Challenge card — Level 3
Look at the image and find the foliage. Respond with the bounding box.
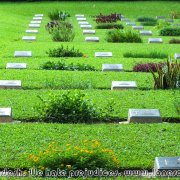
[150,59,180,89]
[136,16,157,26]
[156,21,170,29]
[40,61,96,71]
[96,23,123,29]
[169,38,180,44]
[48,9,70,21]
[106,29,142,43]
[95,13,121,23]
[160,27,180,36]
[46,45,83,57]
[123,51,168,59]
[133,63,164,72]
[169,11,180,19]
[28,140,119,176]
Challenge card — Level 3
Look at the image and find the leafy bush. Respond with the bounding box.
[41,61,96,71]
[106,29,142,43]
[96,23,123,29]
[169,38,180,44]
[133,63,164,72]
[136,16,157,26]
[150,59,180,89]
[48,9,70,21]
[160,27,180,36]
[46,45,83,57]
[28,140,120,175]
[96,13,121,23]
[37,91,115,123]
[123,51,168,59]
[169,11,180,19]
[156,21,170,29]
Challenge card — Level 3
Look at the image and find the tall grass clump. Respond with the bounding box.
[48,10,70,21]
[160,27,180,36]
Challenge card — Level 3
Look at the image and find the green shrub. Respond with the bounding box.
[123,51,168,59]
[160,27,180,36]
[141,21,157,26]
[169,38,180,44]
[48,9,70,21]
[156,21,170,29]
[106,29,142,43]
[37,91,115,123]
[150,59,180,89]
[96,23,123,29]
[137,16,157,26]
[46,45,83,57]
[28,140,119,175]
[41,61,96,71]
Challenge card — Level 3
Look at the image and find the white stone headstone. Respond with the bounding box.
[33,17,43,20]
[83,30,95,34]
[6,63,27,69]
[29,24,40,28]
[22,36,36,41]
[126,22,136,26]
[166,19,174,23]
[121,18,130,22]
[128,109,162,123]
[140,30,152,36]
[77,18,86,21]
[30,21,41,24]
[156,16,166,19]
[85,37,99,42]
[35,14,44,17]
[14,51,32,57]
[174,53,180,60]
[0,80,21,89]
[132,26,144,30]
[95,52,112,57]
[102,64,123,72]
[78,21,89,25]
[111,81,137,90]
[75,14,84,18]
[148,38,163,43]
[0,108,12,123]
[26,30,39,34]
[80,25,92,29]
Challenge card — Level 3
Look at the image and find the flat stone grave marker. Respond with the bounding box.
[126,22,136,26]
[111,81,137,90]
[154,157,180,174]
[30,21,41,24]
[78,21,89,25]
[33,17,43,20]
[26,30,38,34]
[156,16,166,19]
[83,30,95,34]
[166,19,174,23]
[0,108,12,123]
[75,14,84,18]
[35,14,43,17]
[102,64,123,72]
[0,80,21,89]
[6,63,27,69]
[29,24,40,28]
[140,30,152,36]
[121,18,130,22]
[85,37,99,42]
[132,26,144,30]
[173,24,180,27]
[148,38,163,43]
[175,53,180,60]
[77,18,86,21]
[22,36,36,41]
[80,25,92,29]
[95,52,112,57]
[14,51,32,57]
[128,109,162,123]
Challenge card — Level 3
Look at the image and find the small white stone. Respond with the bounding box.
[14,51,32,57]
[30,21,41,24]
[126,22,136,26]
[83,30,95,34]
[102,64,123,72]
[175,53,180,60]
[121,18,130,22]
[78,21,89,25]
[95,52,112,57]
[77,18,86,21]
[111,81,137,90]
[132,26,144,30]
[140,30,152,36]
[26,30,39,33]
[80,25,92,29]
[0,108,11,117]
[0,80,21,89]
[29,24,40,28]
[156,16,166,19]
[148,38,163,43]
[6,63,27,69]
[35,14,43,17]
[33,17,43,20]
[75,14,84,18]
[85,37,99,42]
[22,36,36,41]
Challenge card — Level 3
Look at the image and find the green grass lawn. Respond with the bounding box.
[0,0,179,176]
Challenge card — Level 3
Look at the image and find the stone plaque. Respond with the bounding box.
[33,17,43,20]
[77,18,86,21]
[78,21,89,25]
[83,30,95,34]
[0,80,21,89]
[6,63,27,69]
[29,24,40,28]
[14,51,32,57]
[156,16,166,19]
[174,53,180,60]
[166,19,174,23]
[22,36,36,41]
[132,26,144,30]
[26,30,38,33]
[30,21,41,24]
[111,81,137,90]
[85,37,99,42]
[140,30,152,36]
[95,52,112,57]
[80,25,92,29]
[34,14,43,17]
[148,38,163,43]
[75,14,84,18]
[102,64,123,72]
[0,108,12,123]
[128,109,162,123]
[121,18,130,22]
[126,22,136,26]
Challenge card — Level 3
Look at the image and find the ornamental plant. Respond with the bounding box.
[96,13,121,23]
[28,140,120,176]
[96,23,123,29]
[133,63,165,72]
[160,27,180,36]
[48,10,70,21]
[136,16,157,26]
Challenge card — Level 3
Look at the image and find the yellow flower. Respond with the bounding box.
[66,144,71,146]
[74,146,80,150]
[66,165,71,169]
[33,157,39,163]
